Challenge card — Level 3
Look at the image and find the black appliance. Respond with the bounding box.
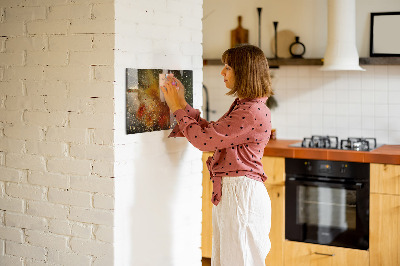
[285,158,370,250]
[289,135,379,151]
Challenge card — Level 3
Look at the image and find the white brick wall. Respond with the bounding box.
[0,0,115,265]
[1,0,204,265]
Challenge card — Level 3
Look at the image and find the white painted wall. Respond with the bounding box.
[0,0,115,265]
[113,0,203,265]
[203,0,400,144]
[203,0,400,58]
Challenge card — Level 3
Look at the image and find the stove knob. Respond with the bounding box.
[340,164,347,174]
[305,162,312,171]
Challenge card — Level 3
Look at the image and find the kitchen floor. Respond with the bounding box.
[202,257,211,266]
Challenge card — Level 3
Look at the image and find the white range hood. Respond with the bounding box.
[320,0,365,71]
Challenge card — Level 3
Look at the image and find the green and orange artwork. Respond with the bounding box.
[126,69,193,134]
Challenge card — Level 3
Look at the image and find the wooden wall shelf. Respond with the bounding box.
[359,57,400,65]
[203,57,400,67]
[203,58,323,67]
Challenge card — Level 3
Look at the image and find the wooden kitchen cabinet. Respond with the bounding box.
[202,152,213,258]
[261,156,285,185]
[262,156,285,266]
[284,241,369,266]
[370,163,400,195]
[264,184,285,266]
[370,163,400,266]
[201,154,286,266]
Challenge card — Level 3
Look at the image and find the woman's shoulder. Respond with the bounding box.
[239,98,270,112]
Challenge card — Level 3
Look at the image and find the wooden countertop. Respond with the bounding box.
[263,139,400,165]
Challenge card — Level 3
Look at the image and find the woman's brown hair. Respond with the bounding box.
[221,44,273,99]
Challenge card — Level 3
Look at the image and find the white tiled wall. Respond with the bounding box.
[203,65,400,145]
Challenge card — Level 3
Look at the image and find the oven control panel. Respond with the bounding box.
[286,158,369,180]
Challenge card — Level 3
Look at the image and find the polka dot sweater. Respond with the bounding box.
[169,97,272,206]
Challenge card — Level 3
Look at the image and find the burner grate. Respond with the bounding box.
[296,136,378,151]
[340,137,377,151]
[301,135,339,149]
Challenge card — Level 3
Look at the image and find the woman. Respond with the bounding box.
[161,44,273,266]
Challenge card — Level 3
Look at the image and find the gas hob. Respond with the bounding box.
[289,135,382,151]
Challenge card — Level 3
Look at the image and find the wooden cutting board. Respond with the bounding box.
[231,16,249,48]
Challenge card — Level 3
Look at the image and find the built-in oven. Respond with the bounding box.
[285,158,369,250]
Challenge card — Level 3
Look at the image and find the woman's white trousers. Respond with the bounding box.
[212,176,271,266]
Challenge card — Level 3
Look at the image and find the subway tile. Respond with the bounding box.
[374,117,389,130]
[374,65,388,77]
[286,77,299,89]
[311,114,324,128]
[375,104,389,117]
[388,104,400,117]
[273,67,287,77]
[323,87,336,103]
[323,103,336,115]
[336,115,348,129]
[311,102,323,113]
[298,67,311,78]
[348,75,362,90]
[374,90,388,104]
[388,117,400,131]
[388,91,400,105]
[388,65,400,76]
[322,70,335,78]
[349,128,362,137]
[374,77,388,91]
[310,127,324,136]
[336,90,349,103]
[348,90,362,103]
[284,66,298,77]
[348,116,362,129]
[298,77,310,89]
[310,66,324,77]
[388,76,400,91]
[297,89,313,103]
[336,128,349,140]
[362,116,375,130]
[361,90,375,104]
[388,131,400,144]
[361,75,374,90]
[323,115,336,129]
[374,130,389,144]
[361,104,375,116]
[335,74,349,90]
[310,77,324,89]
[362,128,376,138]
[336,103,349,116]
[348,103,362,116]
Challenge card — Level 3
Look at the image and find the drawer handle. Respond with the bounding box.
[314,252,335,257]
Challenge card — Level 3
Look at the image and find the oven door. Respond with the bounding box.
[285,177,369,250]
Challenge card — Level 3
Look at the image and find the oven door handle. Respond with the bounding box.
[286,177,364,189]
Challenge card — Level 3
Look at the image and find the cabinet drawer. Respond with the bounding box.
[284,241,369,266]
[370,163,400,195]
[370,193,400,266]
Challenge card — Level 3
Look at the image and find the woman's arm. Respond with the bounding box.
[162,76,211,137]
[173,106,257,152]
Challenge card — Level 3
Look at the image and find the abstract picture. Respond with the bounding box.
[126,68,193,134]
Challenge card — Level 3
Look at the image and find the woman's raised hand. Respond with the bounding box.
[161,77,184,113]
[170,76,187,108]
